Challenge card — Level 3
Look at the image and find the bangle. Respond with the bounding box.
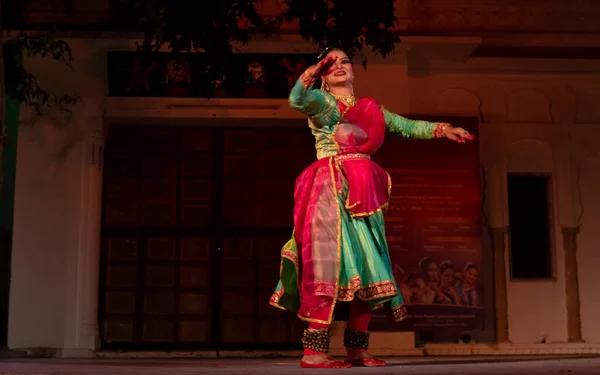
[433,123,451,138]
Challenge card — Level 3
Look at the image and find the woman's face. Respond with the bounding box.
[465,268,478,285]
[409,277,425,294]
[321,49,354,88]
[427,262,439,282]
[440,268,455,289]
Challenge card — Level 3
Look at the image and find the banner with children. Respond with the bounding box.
[372,116,485,331]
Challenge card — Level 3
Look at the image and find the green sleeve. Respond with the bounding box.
[289,78,340,128]
[382,106,438,139]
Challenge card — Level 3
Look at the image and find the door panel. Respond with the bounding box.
[100,125,314,350]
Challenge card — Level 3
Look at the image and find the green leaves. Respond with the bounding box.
[4,32,80,119]
[111,0,270,87]
[283,0,399,67]
[6,0,399,117]
[112,0,399,86]
[15,31,74,68]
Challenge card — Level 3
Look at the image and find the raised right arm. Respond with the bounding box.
[289,73,339,128]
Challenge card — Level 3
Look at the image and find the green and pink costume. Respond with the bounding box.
[270,77,446,329]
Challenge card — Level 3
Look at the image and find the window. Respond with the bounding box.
[507,173,554,279]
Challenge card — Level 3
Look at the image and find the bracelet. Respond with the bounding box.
[433,122,451,138]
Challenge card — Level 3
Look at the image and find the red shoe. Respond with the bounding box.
[346,358,387,367]
[300,359,352,369]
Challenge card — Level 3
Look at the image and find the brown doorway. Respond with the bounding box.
[99,125,314,350]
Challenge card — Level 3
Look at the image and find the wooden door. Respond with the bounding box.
[99,125,314,350]
[100,127,216,349]
[217,129,314,349]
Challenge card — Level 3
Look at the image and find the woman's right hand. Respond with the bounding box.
[305,55,337,79]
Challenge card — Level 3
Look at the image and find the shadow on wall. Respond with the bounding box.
[0,42,23,348]
[0,230,11,347]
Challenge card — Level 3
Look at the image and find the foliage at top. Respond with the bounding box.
[282,0,398,67]
[110,0,399,82]
[3,31,80,123]
[1,0,398,120]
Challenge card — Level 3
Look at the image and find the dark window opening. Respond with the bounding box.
[507,173,553,279]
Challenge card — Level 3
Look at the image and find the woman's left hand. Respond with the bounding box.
[445,126,475,144]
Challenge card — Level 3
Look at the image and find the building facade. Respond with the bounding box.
[2,0,600,357]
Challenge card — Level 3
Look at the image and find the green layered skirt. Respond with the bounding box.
[270,164,406,324]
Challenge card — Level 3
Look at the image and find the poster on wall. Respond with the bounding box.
[371,116,484,332]
[106,51,316,99]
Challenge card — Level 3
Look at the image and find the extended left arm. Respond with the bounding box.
[382,106,448,139]
[382,106,473,143]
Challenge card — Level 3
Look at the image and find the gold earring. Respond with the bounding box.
[322,82,330,92]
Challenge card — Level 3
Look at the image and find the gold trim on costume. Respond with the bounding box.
[334,153,370,162]
[282,249,298,267]
[315,282,336,297]
[288,156,345,326]
[318,156,343,325]
[269,288,286,311]
[347,171,393,218]
[334,160,343,194]
[277,101,404,325]
[357,280,399,301]
[349,202,389,218]
[287,248,301,292]
[337,277,400,302]
[337,276,362,301]
[345,199,360,211]
[392,304,408,322]
[298,314,335,325]
[333,154,391,217]
[278,235,301,291]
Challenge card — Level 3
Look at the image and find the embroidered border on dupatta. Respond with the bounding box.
[293,156,343,325]
[347,171,393,218]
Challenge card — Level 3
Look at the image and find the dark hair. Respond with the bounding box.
[464,262,478,272]
[317,46,339,60]
[439,260,455,275]
[404,272,423,286]
[419,257,435,273]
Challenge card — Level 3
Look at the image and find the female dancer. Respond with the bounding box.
[434,261,462,305]
[456,262,480,306]
[270,47,474,369]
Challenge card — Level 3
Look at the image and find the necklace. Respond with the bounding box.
[331,93,357,107]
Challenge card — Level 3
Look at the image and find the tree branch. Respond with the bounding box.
[4,31,80,121]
